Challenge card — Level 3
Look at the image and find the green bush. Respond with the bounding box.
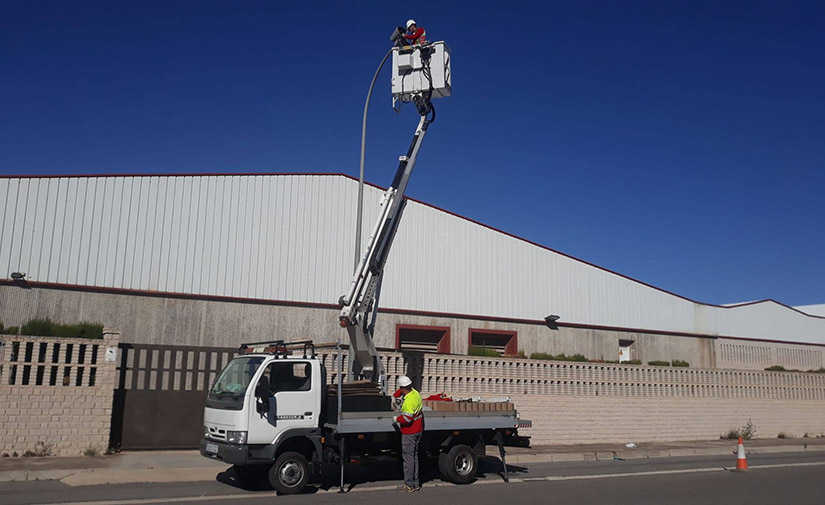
[20,319,103,339]
[807,368,825,374]
[624,359,642,365]
[468,346,501,357]
[517,350,526,359]
[647,360,670,366]
[671,360,690,367]
[529,352,590,362]
[741,419,757,440]
[1,326,19,335]
[765,365,786,372]
[22,441,54,457]
[721,429,740,440]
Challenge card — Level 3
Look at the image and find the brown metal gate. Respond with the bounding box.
[110,343,236,450]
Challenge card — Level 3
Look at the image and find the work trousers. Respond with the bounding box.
[401,432,422,488]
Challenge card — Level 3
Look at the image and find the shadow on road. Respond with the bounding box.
[215,455,529,495]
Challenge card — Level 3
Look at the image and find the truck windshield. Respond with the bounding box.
[206,356,264,410]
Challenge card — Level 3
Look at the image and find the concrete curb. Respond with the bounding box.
[505,443,825,464]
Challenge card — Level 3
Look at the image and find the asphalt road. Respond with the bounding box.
[3,451,824,505]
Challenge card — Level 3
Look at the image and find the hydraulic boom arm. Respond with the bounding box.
[338,106,434,394]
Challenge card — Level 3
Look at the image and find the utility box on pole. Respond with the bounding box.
[391,41,451,107]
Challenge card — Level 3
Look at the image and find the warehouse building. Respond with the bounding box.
[1,173,824,371]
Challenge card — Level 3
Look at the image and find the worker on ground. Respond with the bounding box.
[403,19,427,46]
[393,375,423,492]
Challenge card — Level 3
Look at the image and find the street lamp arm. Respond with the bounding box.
[354,47,394,270]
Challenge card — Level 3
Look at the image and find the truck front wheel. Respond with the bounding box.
[439,444,478,484]
[269,451,310,494]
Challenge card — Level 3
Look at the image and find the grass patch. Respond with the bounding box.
[467,346,501,358]
[671,359,690,367]
[20,319,103,339]
[83,445,100,456]
[647,360,670,366]
[808,368,825,373]
[777,432,790,439]
[765,365,786,371]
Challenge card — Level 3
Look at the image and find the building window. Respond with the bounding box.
[618,339,635,363]
[396,325,451,354]
[468,329,518,356]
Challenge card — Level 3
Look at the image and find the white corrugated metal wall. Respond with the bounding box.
[1,174,823,345]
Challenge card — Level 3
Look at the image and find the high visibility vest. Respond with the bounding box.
[398,388,424,434]
[406,27,427,46]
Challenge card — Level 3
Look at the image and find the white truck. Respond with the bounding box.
[199,37,530,494]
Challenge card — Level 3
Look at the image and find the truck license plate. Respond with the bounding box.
[206,443,219,454]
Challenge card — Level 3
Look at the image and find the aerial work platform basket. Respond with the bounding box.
[391,41,451,108]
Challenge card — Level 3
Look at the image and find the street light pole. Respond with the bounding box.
[354,47,394,270]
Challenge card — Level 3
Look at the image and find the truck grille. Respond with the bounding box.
[206,426,227,440]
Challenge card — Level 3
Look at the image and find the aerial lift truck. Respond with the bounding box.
[200,29,530,494]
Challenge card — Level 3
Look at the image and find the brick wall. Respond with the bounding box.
[513,395,825,444]
[315,349,825,445]
[0,330,120,456]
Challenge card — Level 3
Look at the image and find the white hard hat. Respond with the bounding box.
[406,19,416,29]
[398,375,412,387]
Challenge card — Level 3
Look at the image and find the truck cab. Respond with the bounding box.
[200,343,327,493]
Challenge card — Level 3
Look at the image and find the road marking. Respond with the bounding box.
[39,460,825,505]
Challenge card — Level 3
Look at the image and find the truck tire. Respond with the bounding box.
[269,451,310,494]
[440,444,478,484]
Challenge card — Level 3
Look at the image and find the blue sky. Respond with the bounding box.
[2,1,823,307]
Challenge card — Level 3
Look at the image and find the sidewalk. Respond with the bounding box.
[2,438,824,485]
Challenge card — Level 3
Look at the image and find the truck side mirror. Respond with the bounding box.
[254,378,270,416]
[254,379,269,399]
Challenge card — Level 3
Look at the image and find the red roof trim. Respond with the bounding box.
[1,171,822,320]
[2,280,823,348]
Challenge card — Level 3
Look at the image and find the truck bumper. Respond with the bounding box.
[200,438,249,466]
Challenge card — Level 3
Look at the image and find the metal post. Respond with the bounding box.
[337,333,343,428]
[338,436,346,493]
[354,47,394,270]
[495,430,509,483]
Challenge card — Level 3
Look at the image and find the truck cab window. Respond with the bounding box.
[260,362,312,394]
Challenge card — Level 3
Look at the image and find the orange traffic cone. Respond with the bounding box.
[734,437,749,471]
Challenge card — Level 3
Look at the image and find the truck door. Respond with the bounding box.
[248,360,318,444]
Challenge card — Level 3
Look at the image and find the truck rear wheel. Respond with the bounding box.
[269,451,310,494]
[440,444,478,484]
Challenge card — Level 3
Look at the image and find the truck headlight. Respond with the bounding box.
[226,431,248,444]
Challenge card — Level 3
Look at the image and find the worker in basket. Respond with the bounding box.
[403,19,427,46]
[393,375,424,492]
